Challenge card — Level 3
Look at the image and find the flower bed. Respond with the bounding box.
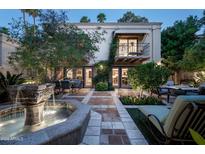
[119,96,164,105]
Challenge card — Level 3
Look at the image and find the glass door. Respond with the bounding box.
[76,68,83,80]
[121,68,129,88]
[84,67,93,87]
[66,68,73,80]
[112,68,119,87]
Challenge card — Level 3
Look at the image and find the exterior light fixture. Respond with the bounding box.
[99,64,104,70]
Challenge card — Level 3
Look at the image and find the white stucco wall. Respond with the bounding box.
[152,25,161,62]
[76,23,162,65]
[0,33,19,74]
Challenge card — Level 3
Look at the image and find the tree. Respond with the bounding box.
[20,9,27,28]
[200,10,205,34]
[117,11,148,23]
[97,13,106,23]
[9,10,104,83]
[161,15,202,72]
[128,62,171,95]
[0,27,9,35]
[27,9,40,34]
[80,16,91,23]
[180,38,205,72]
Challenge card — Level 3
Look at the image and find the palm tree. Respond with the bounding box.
[97,13,106,23]
[80,16,91,23]
[27,9,40,34]
[20,9,40,34]
[20,9,27,28]
[27,9,40,27]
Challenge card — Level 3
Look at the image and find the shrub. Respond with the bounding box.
[93,61,109,85]
[128,62,171,94]
[95,82,108,91]
[0,71,25,102]
[120,96,163,105]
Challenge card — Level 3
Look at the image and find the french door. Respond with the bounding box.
[84,67,93,87]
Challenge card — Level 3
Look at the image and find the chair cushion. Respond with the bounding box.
[164,95,205,138]
[138,105,170,134]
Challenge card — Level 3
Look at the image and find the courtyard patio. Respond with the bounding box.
[63,89,148,145]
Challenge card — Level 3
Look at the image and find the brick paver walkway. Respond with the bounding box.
[81,90,148,145]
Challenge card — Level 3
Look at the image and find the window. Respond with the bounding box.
[121,68,129,87]
[76,68,83,80]
[118,39,138,56]
[85,68,92,87]
[112,68,119,87]
[66,69,73,80]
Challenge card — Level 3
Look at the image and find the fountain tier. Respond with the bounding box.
[8,83,55,126]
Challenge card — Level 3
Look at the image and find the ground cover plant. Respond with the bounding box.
[120,95,163,105]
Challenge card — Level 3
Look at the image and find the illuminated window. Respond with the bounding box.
[112,68,119,87]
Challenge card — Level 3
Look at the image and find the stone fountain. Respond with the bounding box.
[8,83,55,126]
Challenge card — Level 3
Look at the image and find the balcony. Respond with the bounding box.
[115,43,150,64]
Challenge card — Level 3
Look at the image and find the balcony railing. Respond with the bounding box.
[116,43,150,57]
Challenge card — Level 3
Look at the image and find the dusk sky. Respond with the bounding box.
[0,9,204,30]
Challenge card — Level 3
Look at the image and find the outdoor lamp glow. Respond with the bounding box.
[99,64,104,70]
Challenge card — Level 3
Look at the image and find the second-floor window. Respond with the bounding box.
[118,39,138,56]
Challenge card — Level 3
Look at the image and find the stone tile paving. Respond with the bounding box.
[67,88,90,96]
[61,88,92,102]
[62,97,84,102]
[81,89,148,145]
[88,98,114,105]
[92,92,112,96]
[112,90,148,145]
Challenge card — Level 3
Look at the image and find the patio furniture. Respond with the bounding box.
[180,79,196,87]
[69,79,82,93]
[156,80,175,98]
[61,80,71,93]
[54,80,62,94]
[160,85,199,103]
[138,95,205,144]
[199,84,205,95]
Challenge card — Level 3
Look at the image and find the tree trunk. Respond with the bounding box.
[33,17,36,35]
[22,12,26,31]
[140,89,143,97]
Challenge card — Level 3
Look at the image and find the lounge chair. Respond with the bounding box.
[138,96,205,144]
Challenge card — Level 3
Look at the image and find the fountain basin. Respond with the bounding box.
[0,100,90,145]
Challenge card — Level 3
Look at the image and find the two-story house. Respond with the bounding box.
[65,22,162,88]
[0,22,162,88]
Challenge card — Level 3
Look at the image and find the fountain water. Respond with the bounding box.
[13,85,23,119]
[0,83,91,145]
